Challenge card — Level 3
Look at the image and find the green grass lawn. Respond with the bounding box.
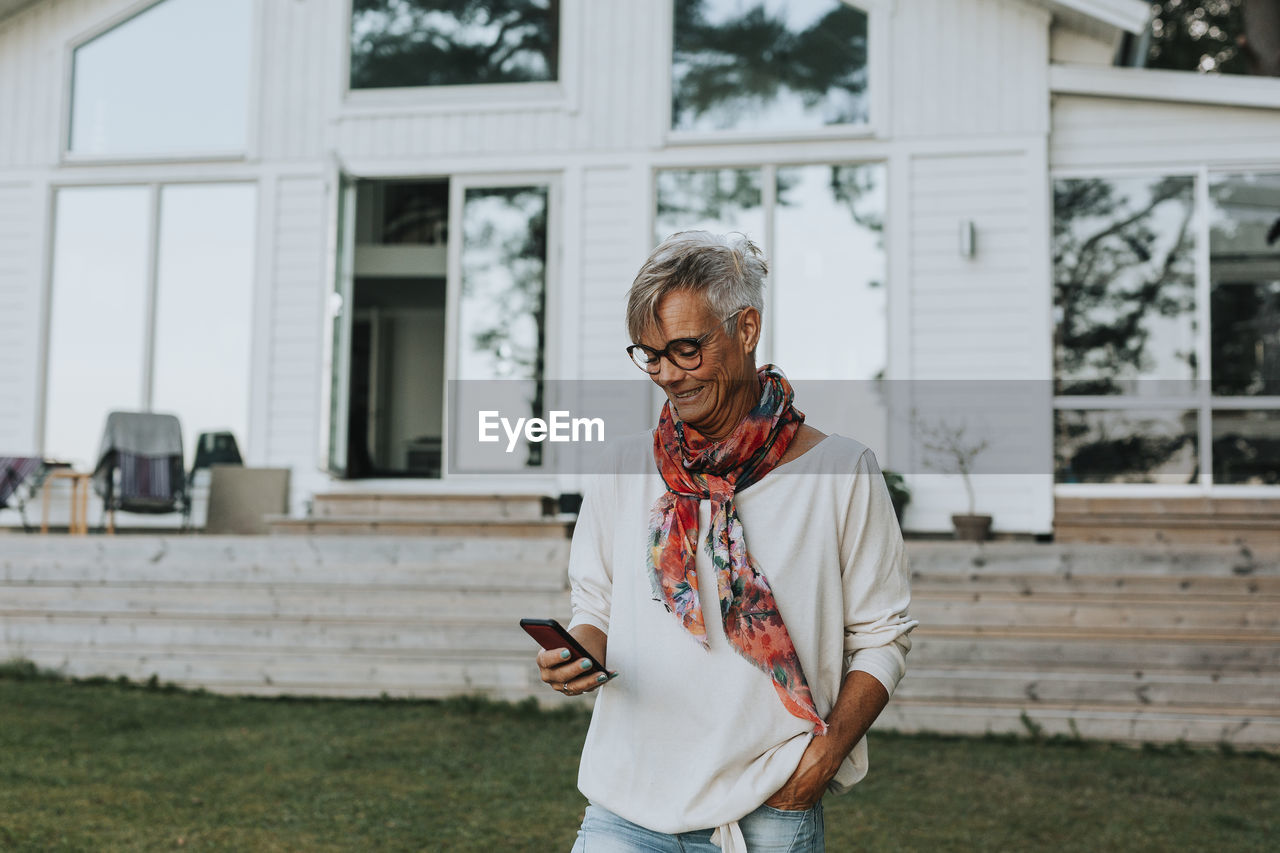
[1,663,1276,852]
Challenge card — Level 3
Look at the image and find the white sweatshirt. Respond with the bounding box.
[567,430,918,844]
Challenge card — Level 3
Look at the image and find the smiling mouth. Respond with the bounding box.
[673,386,705,401]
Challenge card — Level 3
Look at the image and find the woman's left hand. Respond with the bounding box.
[763,737,841,811]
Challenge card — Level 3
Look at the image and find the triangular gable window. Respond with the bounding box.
[68,0,253,157]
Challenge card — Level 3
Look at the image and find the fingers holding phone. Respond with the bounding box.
[536,647,616,696]
[522,618,617,698]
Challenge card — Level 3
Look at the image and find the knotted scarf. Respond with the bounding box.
[647,364,828,735]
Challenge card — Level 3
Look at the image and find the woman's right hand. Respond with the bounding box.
[537,624,614,697]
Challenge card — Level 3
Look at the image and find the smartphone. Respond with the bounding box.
[520,617,610,677]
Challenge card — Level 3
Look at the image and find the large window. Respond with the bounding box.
[349,0,560,90]
[671,0,870,133]
[68,0,253,157]
[656,163,885,379]
[455,185,550,471]
[1053,171,1280,485]
[655,163,887,452]
[45,185,257,470]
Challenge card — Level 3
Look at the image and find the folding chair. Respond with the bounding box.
[92,412,190,532]
[189,431,243,489]
[0,456,48,532]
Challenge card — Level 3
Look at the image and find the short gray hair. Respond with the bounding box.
[626,231,767,343]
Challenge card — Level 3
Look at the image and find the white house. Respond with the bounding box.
[1,0,1278,541]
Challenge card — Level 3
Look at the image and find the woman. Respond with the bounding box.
[537,231,917,852]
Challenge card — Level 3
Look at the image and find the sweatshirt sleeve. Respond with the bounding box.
[566,463,617,636]
[839,447,919,698]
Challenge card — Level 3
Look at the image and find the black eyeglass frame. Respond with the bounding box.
[625,308,746,374]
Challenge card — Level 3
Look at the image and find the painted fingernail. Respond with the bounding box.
[596,673,608,683]
[559,649,571,660]
[579,659,592,670]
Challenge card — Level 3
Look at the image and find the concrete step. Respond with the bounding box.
[310,492,553,521]
[266,515,573,537]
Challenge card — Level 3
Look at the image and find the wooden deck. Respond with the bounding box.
[1,530,1276,750]
[1054,497,1280,551]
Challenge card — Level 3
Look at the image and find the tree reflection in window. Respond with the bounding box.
[1209,172,1280,397]
[1053,176,1197,396]
[350,0,559,89]
[655,169,764,244]
[1213,410,1280,484]
[1055,410,1198,484]
[1129,0,1280,77]
[458,187,548,466]
[672,0,869,132]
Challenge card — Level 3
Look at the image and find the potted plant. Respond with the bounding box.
[913,414,992,542]
[882,470,910,527]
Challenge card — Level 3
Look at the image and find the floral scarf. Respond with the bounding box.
[648,364,828,735]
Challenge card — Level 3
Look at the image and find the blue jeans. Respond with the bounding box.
[570,800,825,852]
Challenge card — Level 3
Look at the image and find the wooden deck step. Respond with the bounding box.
[310,492,552,521]
[265,515,572,538]
[879,699,1280,751]
[1054,497,1280,550]
[6,538,1279,749]
[895,667,1278,710]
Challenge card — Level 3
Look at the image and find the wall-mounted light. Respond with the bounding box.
[959,220,976,259]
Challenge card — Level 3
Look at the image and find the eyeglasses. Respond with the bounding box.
[626,309,745,374]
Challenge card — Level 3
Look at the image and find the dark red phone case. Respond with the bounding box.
[520,617,608,675]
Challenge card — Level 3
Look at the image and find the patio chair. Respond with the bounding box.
[188,430,243,489]
[0,456,48,532]
[92,411,190,532]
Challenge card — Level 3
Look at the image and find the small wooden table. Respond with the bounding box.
[41,469,93,535]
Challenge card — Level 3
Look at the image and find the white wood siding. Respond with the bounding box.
[0,180,41,450]
[1050,95,1280,169]
[0,535,573,699]
[579,165,647,379]
[0,0,336,166]
[909,151,1044,377]
[902,148,1054,534]
[257,0,329,162]
[0,0,69,168]
[890,0,1050,139]
[263,174,327,513]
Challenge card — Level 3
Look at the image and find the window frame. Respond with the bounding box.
[650,154,891,366]
[340,0,575,114]
[660,0,890,147]
[36,176,262,468]
[316,165,564,489]
[59,0,263,166]
[1050,162,1280,497]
